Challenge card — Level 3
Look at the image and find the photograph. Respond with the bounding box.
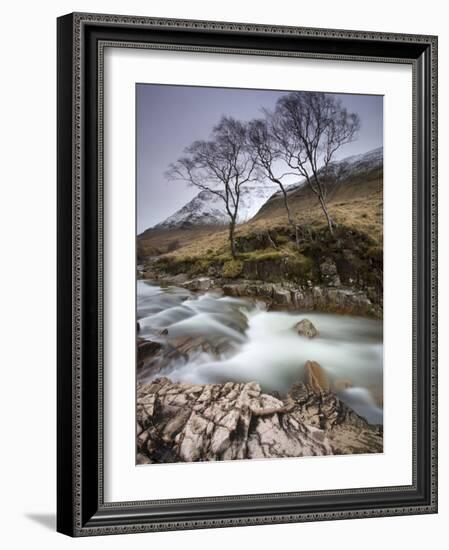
[135,84,384,464]
[52,7,437,539]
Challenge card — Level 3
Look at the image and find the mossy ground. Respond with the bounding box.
[150,222,381,292]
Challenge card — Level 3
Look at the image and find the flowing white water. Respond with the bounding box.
[137,280,383,424]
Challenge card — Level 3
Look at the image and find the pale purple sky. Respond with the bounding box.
[136,84,383,233]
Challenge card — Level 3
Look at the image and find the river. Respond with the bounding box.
[137,280,383,425]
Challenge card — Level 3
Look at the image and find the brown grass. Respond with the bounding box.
[137,225,225,258]
[153,177,383,260]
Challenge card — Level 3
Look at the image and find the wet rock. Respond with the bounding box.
[137,339,163,369]
[222,282,274,302]
[165,335,232,358]
[169,273,190,285]
[138,334,236,383]
[287,382,383,454]
[140,267,190,286]
[218,281,379,318]
[295,319,319,338]
[183,277,213,291]
[316,286,378,316]
[255,283,275,300]
[305,360,329,392]
[291,289,314,310]
[272,286,292,306]
[222,283,250,298]
[214,308,249,334]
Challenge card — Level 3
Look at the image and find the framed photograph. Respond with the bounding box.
[57,12,438,536]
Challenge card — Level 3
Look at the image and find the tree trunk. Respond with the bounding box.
[280,185,301,249]
[294,225,301,248]
[266,230,278,250]
[229,220,237,259]
[318,195,335,236]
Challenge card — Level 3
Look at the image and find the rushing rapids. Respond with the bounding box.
[137,281,383,425]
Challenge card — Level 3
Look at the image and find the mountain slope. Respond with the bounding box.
[151,184,279,231]
[250,147,383,231]
[258,146,383,213]
[138,147,383,259]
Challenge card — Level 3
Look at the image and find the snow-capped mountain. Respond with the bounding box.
[147,147,382,232]
[152,184,279,230]
[271,146,383,198]
[327,146,383,178]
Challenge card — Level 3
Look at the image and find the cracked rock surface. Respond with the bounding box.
[136,377,382,464]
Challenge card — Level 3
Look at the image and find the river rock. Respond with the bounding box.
[291,289,314,310]
[165,335,232,358]
[138,334,234,382]
[272,285,292,306]
[222,283,251,298]
[183,277,213,291]
[137,339,163,369]
[304,286,377,317]
[295,319,318,338]
[137,378,331,462]
[136,377,383,463]
[305,360,329,392]
[221,282,380,318]
[287,382,383,454]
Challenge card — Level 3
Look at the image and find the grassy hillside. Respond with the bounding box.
[137,225,223,260]
[137,164,383,305]
[139,162,382,253]
[253,165,383,241]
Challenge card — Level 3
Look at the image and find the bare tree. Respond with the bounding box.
[248,118,303,247]
[263,92,360,235]
[166,117,257,258]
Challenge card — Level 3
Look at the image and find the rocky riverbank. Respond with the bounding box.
[139,221,383,319]
[137,369,383,464]
[139,266,381,318]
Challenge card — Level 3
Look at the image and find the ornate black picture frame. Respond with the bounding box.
[57,12,438,536]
